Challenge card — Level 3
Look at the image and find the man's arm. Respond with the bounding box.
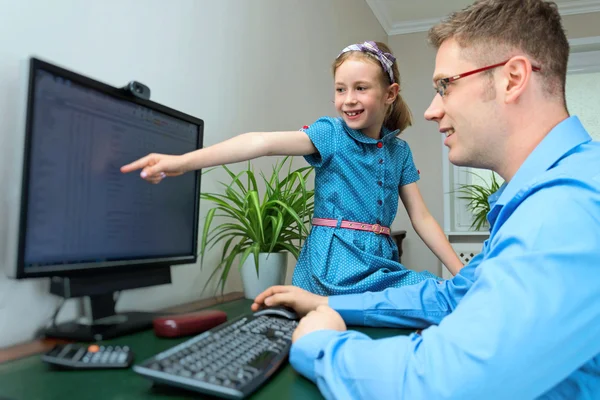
[290,185,600,399]
[251,253,479,329]
[329,252,480,329]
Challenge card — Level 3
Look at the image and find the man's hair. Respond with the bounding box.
[428,0,570,98]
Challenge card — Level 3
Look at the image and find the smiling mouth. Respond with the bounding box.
[345,110,363,117]
[444,128,455,138]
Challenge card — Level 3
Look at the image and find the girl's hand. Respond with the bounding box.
[120,153,189,184]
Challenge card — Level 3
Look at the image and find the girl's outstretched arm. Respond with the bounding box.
[399,182,464,276]
[121,130,316,183]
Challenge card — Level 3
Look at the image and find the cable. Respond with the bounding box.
[33,297,65,339]
[113,291,121,310]
[50,298,66,328]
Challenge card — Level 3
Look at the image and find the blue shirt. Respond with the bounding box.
[290,116,600,399]
[292,116,436,295]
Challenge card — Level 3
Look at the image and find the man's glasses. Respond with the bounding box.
[434,60,542,97]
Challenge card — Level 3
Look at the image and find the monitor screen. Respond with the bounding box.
[14,59,202,277]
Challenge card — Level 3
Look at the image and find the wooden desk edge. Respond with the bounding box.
[0,291,244,364]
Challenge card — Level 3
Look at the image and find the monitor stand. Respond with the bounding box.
[44,267,173,341]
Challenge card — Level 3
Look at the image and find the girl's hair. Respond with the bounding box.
[332,41,413,134]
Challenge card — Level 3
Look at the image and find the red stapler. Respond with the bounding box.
[153,310,228,338]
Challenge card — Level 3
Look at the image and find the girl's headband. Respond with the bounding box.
[338,41,396,83]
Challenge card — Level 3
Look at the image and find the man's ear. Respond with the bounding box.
[503,56,534,104]
[386,83,400,105]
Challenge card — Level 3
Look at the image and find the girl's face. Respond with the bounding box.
[334,58,396,139]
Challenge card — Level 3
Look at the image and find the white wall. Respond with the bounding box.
[566,70,600,140]
[0,0,386,348]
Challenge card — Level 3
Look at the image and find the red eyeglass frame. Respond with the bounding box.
[435,59,542,97]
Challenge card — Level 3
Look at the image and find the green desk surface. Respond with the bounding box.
[0,298,412,400]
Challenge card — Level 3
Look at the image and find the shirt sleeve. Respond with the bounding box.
[290,183,600,399]
[328,254,479,329]
[398,140,420,186]
[302,117,339,168]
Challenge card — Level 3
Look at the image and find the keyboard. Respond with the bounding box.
[133,312,299,399]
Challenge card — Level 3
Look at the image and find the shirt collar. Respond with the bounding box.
[340,118,400,144]
[494,116,591,208]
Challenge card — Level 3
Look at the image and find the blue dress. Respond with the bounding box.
[291,117,437,295]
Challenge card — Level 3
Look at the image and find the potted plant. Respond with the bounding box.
[199,156,314,299]
[455,170,503,231]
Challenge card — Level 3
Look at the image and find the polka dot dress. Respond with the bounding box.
[291,117,438,296]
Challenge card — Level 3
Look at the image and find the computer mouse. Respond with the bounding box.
[253,305,299,320]
[152,310,228,338]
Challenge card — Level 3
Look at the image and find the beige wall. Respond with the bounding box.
[388,12,600,276]
[0,0,385,348]
[563,12,600,38]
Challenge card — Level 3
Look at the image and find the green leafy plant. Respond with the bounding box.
[456,171,502,231]
[199,156,314,293]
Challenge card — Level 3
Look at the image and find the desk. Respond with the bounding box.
[0,297,412,400]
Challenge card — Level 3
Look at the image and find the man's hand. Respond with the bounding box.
[292,305,346,343]
[251,285,328,317]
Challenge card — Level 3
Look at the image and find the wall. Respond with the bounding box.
[0,0,386,348]
[387,12,600,277]
[563,12,600,39]
[566,70,600,139]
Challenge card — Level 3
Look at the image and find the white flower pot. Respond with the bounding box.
[240,252,288,300]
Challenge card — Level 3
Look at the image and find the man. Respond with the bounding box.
[251,0,600,398]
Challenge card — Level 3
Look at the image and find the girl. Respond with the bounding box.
[121,41,463,295]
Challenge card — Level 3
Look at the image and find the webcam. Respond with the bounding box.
[122,80,151,100]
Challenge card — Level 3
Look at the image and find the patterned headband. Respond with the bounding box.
[338,41,396,83]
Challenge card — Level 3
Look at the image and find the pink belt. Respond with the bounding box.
[312,218,391,235]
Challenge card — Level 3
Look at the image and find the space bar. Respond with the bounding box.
[246,350,279,371]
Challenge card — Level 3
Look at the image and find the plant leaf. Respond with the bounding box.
[199,207,217,268]
[199,157,314,292]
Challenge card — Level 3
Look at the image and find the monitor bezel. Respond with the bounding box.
[13,57,203,279]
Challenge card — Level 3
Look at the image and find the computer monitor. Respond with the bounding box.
[4,57,203,341]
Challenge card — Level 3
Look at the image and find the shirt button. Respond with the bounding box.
[377,200,382,205]
[377,142,383,148]
[376,219,381,224]
[379,159,383,164]
[377,181,382,186]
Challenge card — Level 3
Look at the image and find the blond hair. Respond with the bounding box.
[428,0,569,98]
[332,41,413,134]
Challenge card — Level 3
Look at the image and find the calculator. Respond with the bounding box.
[41,343,133,369]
